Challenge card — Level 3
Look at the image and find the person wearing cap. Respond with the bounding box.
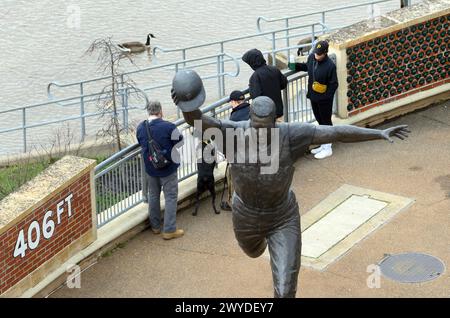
[288,40,339,159]
[171,69,410,298]
[136,100,184,240]
[229,90,251,122]
[242,48,288,120]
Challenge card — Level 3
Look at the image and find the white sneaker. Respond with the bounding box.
[314,144,332,159]
[311,145,323,155]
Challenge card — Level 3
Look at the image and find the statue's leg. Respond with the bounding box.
[232,206,267,258]
[267,206,301,298]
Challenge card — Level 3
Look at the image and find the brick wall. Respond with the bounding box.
[0,172,93,295]
[345,14,450,116]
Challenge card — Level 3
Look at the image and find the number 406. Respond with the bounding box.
[13,194,73,258]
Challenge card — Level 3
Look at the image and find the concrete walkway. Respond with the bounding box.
[52,102,450,298]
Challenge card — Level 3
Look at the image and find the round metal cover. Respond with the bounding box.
[379,253,445,283]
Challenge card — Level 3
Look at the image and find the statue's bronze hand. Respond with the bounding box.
[382,125,410,143]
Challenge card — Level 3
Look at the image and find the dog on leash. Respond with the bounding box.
[193,139,220,216]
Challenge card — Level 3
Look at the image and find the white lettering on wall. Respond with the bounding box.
[13,193,75,259]
[65,193,73,218]
[56,200,65,224]
[43,210,55,239]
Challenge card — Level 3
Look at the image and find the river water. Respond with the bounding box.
[0,0,419,155]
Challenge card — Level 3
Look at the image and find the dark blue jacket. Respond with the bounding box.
[230,102,251,122]
[136,118,183,177]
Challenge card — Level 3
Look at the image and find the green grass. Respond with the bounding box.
[0,155,108,201]
[96,191,131,211]
[0,160,51,201]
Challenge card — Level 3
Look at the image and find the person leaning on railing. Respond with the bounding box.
[288,40,339,160]
[136,101,185,240]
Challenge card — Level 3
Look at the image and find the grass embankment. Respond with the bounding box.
[0,156,108,201]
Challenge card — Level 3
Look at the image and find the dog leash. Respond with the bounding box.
[220,163,230,204]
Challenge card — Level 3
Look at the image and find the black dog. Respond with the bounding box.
[193,140,220,216]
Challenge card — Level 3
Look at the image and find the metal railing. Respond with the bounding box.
[152,22,328,95]
[0,86,149,153]
[257,0,402,36]
[94,70,312,227]
[152,22,327,58]
[0,54,240,154]
[48,53,240,104]
[1,0,411,156]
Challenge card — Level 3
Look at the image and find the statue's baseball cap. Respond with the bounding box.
[171,70,206,112]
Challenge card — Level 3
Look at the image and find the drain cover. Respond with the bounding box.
[379,253,445,283]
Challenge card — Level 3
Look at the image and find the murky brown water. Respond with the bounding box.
[0,0,416,154]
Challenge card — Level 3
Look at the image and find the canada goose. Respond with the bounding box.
[118,33,155,54]
[297,36,318,56]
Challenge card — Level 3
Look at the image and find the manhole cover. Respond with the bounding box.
[379,253,445,283]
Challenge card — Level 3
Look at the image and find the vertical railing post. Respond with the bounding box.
[283,87,289,123]
[400,0,409,8]
[182,49,187,68]
[321,11,326,26]
[217,55,222,99]
[271,32,276,67]
[175,63,181,119]
[312,25,316,43]
[120,74,129,132]
[80,82,86,142]
[123,87,129,133]
[220,43,225,97]
[285,18,290,61]
[22,108,27,153]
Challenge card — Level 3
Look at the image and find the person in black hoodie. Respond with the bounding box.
[288,40,339,159]
[242,49,288,120]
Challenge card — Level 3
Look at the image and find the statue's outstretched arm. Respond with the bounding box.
[312,124,410,144]
[182,109,223,131]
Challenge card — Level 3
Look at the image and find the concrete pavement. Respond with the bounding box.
[51,101,450,298]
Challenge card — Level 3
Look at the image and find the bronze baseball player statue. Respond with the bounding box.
[171,69,410,298]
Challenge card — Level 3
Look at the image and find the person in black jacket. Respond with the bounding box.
[288,40,339,159]
[242,49,288,120]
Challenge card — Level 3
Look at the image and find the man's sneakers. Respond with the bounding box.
[310,145,323,155]
[162,229,184,240]
[314,144,333,160]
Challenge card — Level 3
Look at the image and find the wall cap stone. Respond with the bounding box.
[324,0,450,49]
[0,155,96,234]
